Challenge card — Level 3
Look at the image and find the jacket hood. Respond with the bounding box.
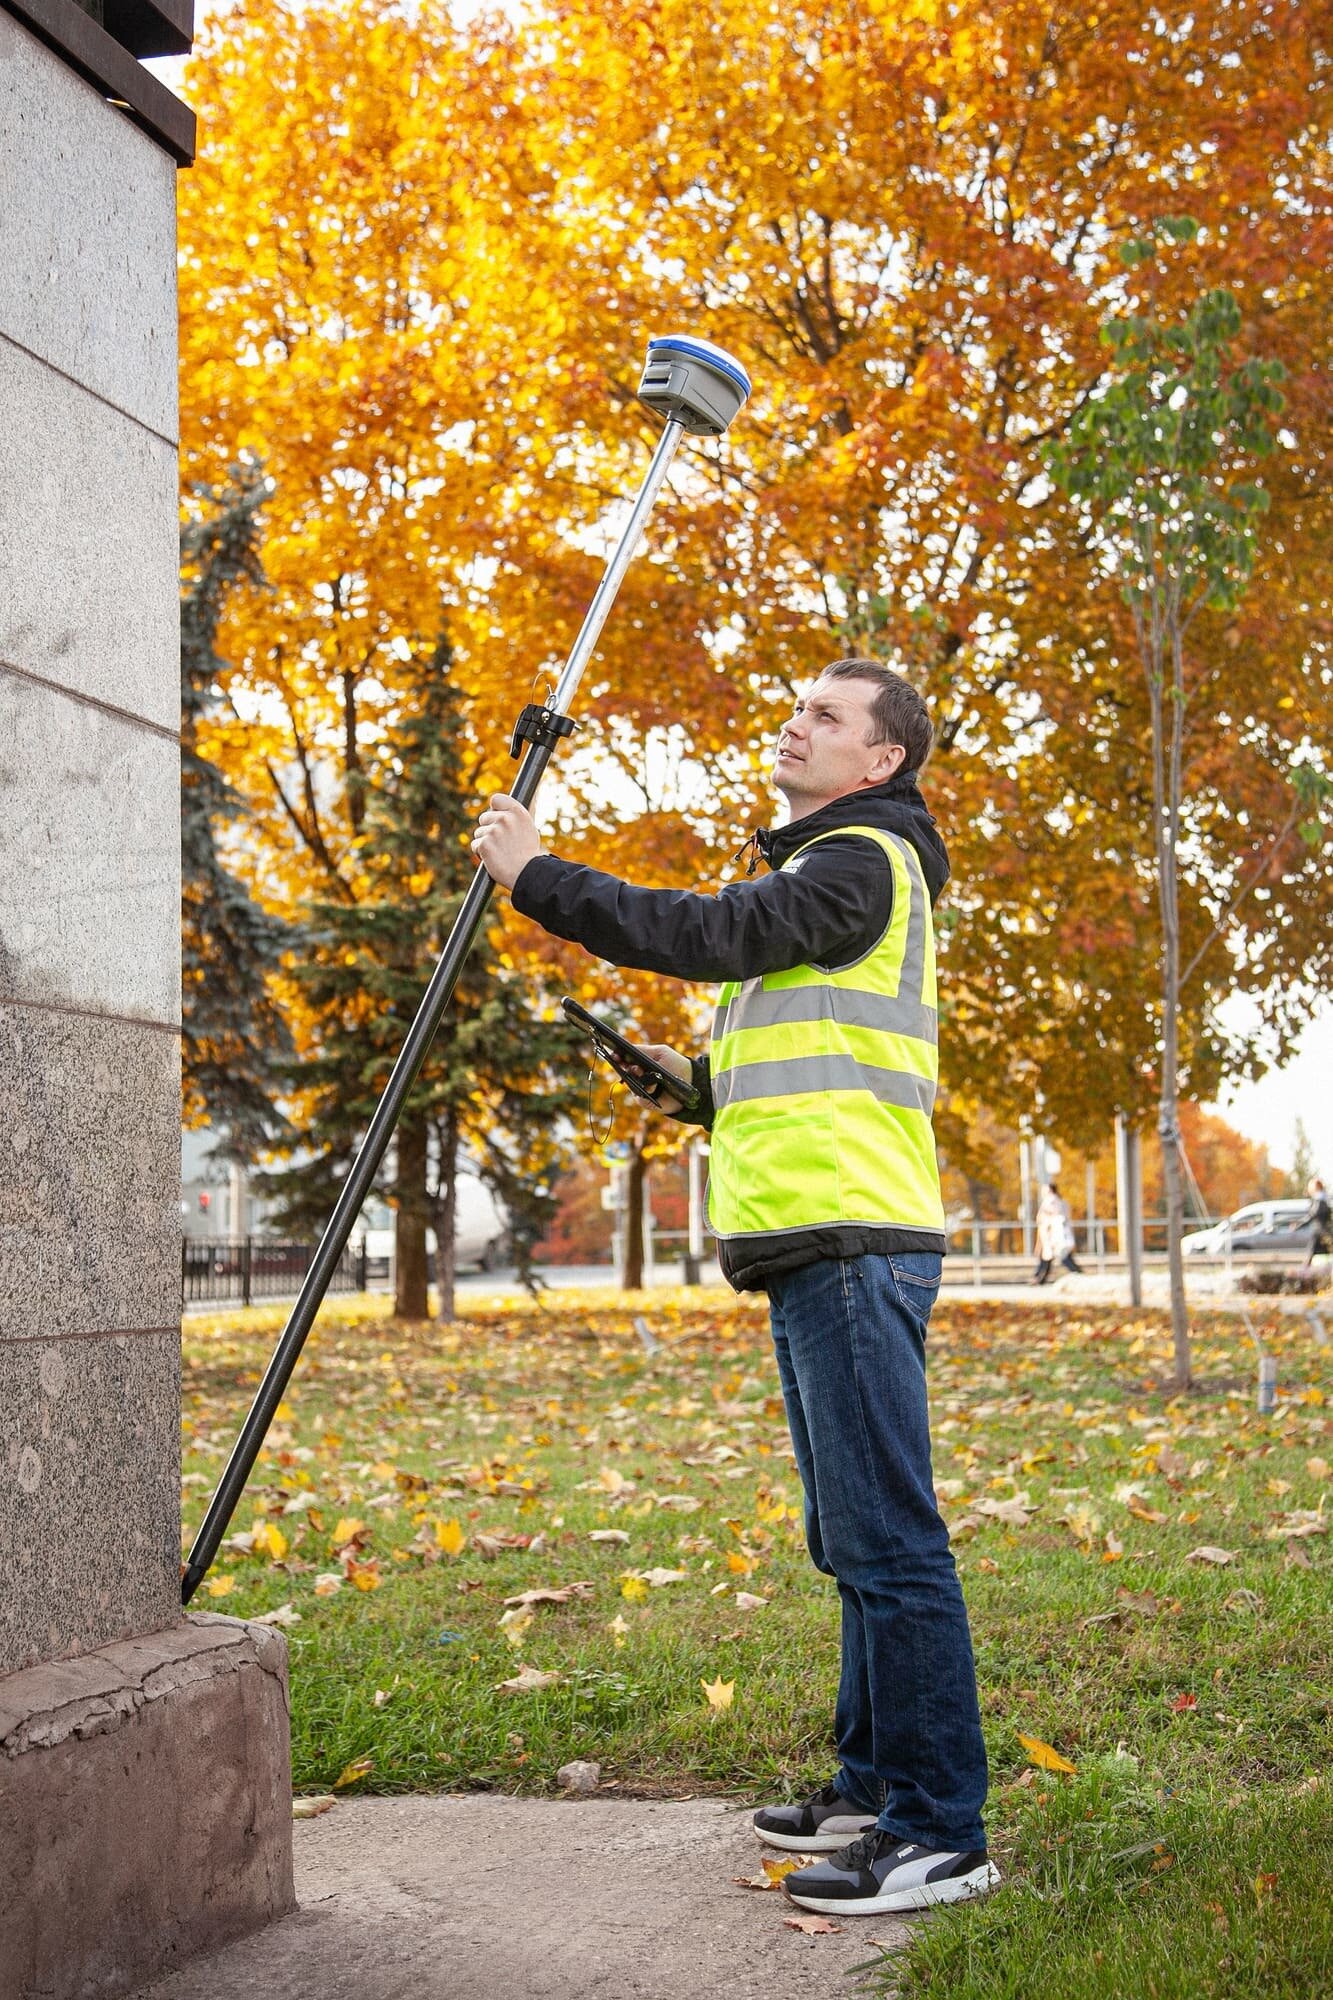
[757,772,951,905]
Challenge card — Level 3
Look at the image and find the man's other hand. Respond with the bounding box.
[639,1043,693,1116]
[471,794,545,889]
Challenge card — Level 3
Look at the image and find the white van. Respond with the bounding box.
[358,1176,509,1274]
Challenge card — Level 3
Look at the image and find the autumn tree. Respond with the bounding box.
[177,0,1331,1245]
[1139,1105,1279,1223]
[176,0,725,1241]
[264,637,579,1318]
[1049,238,1306,1386]
[181,468,292,1159]
[487,0,1331,1161]
[939,1103,1282,1252]
[1282,1122,1319,1202]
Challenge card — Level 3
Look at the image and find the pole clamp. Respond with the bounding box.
[510,703,578,760]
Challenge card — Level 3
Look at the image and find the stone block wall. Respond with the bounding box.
[2,14,296,1993]
[0,8,185,1679]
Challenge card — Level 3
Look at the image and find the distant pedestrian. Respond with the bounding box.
[1302,1178,1332,1269]
[1032,1184,1081,1285]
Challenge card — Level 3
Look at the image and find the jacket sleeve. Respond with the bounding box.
[510,837,893,984]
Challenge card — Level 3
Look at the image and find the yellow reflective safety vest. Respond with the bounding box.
[706,825,946,1263]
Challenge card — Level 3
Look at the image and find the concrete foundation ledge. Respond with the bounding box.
[0,1612,295,2000]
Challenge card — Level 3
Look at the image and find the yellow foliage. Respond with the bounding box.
[177,0,1330,1153]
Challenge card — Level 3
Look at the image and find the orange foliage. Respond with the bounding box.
[177,0,1330,1165]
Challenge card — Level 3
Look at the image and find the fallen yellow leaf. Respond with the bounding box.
[701,1676,735,1712]
[620,1575,650,1604]
[333,1756,374,1789]
[762,1855,802,1885]
[331,1517,366,1548]
[204,1574,235,1598]
[1017,1732,1077,1775]
[434,1518,466,1557]
[499,1608,533,1648]
[495,1663,562,1695]
[251,1521,288,1562]
[733,1856,803,1892]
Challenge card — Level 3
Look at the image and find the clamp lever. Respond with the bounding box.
[510,703,578,760]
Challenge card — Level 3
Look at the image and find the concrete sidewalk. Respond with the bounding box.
[131,1795,905,1999]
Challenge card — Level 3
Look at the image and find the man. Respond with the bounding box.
[1302,1177,1332,1270]
[472,658,995,1917]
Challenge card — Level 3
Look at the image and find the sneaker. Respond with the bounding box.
[783,1829,1000,1914]
[752,1781,878,1853]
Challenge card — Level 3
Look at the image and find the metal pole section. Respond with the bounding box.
[182,419,687,1604]
[1019,1139,1033,1261]
[685,1137,704,1284]
[545,421,685,719]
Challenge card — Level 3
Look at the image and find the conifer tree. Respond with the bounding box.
[265,634,579,1318]
[181,469,292,1161]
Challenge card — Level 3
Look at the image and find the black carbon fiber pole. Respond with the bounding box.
[181,416,689,1603]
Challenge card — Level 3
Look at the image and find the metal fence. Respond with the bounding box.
[945,1216,1228,1259]
[181,1237,371,1308]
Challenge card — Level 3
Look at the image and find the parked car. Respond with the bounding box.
[1182,1199,1312,1256]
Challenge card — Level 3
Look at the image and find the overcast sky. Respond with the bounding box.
[1213,1000,1331,1180]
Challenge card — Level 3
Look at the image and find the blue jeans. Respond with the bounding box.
[768,1252,988,1851]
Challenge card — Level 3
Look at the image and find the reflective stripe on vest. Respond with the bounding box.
[706,824,945,1243]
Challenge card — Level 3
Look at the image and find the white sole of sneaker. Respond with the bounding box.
[754,1820,878,1853]
[786,1860,1001,1915]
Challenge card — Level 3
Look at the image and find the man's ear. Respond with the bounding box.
[864,741,907,787]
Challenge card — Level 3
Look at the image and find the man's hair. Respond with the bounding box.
[822,658,934,772]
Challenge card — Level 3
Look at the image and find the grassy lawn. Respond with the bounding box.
[182,1290,1331,1999]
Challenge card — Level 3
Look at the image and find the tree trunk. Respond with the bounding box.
[623,1148,647,1291]
[1156,814,1191,1383]
[1162,615,1192,1388]
[341,663,365,833]
[434,1108,459,1324]
[1144,602,1191,1390]
[394,1115,430,1319]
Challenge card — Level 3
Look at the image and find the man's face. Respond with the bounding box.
[773,675,905,814]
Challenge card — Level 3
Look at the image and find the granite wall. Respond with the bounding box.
[0,16,295,1994]
[0,6,184,1676]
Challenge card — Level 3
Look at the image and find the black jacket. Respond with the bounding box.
[512,773,950,1288]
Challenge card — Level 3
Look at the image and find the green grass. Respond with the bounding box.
[182,1290,1331,1998]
